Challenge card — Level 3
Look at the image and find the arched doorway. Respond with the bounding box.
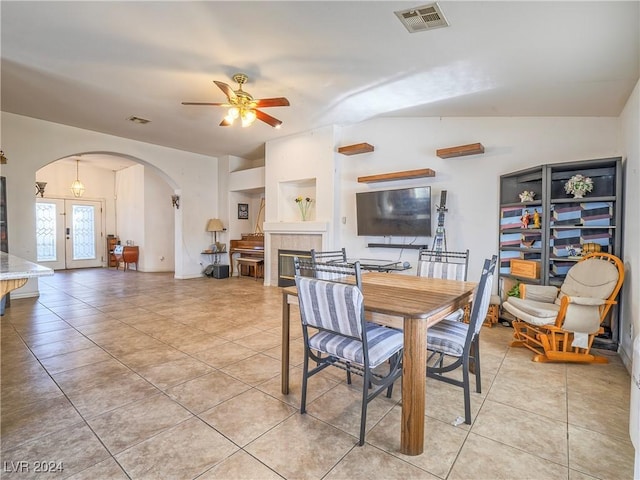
[34,152,177,273]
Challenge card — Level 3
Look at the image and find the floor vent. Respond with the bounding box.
[394,3,449,33]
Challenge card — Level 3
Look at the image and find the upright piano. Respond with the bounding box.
[229,233,264,277]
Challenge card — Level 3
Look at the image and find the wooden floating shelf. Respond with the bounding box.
[358,168,436,183]
[436,142,485,159]
[337,143,374,155]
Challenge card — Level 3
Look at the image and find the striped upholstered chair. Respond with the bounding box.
[294,260,403,446]
[426,255,497,425]
[417,249,470,321]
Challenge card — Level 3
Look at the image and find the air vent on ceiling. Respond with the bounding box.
[394,3,449,33]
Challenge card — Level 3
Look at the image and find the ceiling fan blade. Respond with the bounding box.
[219,117,232,127]
[255,97,290,108]
[213,80,238,102]
[255,109,283,128]
[182,102,230,106]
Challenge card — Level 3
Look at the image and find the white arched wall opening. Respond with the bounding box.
[35,152,180,274]
[2,112,220,298]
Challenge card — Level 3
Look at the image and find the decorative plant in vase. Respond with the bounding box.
[295,196,313,221]
[564,174,593,199]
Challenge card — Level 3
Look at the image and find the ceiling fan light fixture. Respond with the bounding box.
[241,109,257,127]
[183,73,289,128]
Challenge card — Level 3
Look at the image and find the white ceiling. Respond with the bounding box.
[2,1,639,165]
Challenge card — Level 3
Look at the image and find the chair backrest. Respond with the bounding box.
[467,255,498,338]
[294,256,362,287]
[417,249,469,281]
[295,275,365,341]
[310,248,347,264]
[558,252,624,319]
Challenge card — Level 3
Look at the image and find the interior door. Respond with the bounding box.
[36,198,103,270]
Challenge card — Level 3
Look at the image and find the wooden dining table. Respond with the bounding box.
[280,271,477,456]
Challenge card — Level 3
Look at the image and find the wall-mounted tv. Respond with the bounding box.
[356,186,431,237]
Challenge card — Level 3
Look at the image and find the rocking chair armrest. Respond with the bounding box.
[555,295,607,331]
[521,284,558,303]
[564,296,606,307]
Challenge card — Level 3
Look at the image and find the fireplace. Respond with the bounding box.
[278,249,311,287]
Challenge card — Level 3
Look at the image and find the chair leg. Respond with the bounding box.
[300,351,310,414]
[462,356,472,425]
[473,337,481,393]
[386,353,398,398]
[359,372,369,446]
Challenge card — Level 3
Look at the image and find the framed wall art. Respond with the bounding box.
[238,203,249,219]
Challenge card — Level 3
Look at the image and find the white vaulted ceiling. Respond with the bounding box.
[2,1,638,161]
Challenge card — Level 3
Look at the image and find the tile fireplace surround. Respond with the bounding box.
[263,222,328,286]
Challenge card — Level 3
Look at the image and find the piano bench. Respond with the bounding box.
[236,257,264,281]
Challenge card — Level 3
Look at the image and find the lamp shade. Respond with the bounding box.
[206,218,224,232]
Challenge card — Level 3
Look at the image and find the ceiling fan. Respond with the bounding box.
[182,73,290,128]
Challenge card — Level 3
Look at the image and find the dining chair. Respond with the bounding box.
[310,248,347,264]
[417,248,470,321]
[294,258,404,445]
[295,256,362,384]
[426,255,497,425]
[306,250,352,282]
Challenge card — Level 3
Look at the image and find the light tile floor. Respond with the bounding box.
[1,269,634,479]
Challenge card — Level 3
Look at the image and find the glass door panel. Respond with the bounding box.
[65,200,102,269]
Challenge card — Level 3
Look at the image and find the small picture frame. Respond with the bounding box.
[238,203,249,219]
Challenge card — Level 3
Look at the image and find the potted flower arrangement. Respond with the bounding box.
[295,196,313,221]
[564,174,593,199]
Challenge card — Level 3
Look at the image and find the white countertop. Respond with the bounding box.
[0,252,54,280]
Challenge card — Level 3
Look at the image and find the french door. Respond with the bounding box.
[36,198,104,270]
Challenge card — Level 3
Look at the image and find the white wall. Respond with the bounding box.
[116,165,145,250]
[336,116,622,281]
[265,126,337,226]
[143,166,175,272]
[1,112,219,296]
[620,79,640,369]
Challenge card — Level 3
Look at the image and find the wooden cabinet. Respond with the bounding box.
[107,235,119,267]
[0,177,8,312]
[498,157,623,348]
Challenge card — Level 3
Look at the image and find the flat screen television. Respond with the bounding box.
[356,186,431,237]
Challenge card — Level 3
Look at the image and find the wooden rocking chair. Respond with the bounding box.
[503,253,624,363]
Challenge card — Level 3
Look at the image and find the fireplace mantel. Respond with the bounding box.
[263,221,328,234]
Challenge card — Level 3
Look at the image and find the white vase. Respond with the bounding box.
[572,192,585,199]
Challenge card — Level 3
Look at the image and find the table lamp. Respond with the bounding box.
[206,218,225,246]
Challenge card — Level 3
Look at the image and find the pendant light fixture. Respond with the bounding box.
[70,159,85,197]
